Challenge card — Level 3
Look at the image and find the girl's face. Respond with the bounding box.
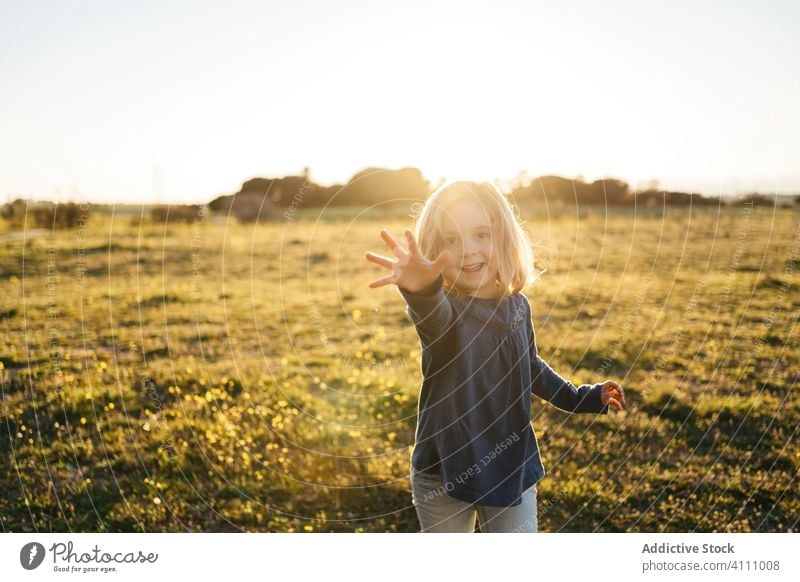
[439,199,500,299]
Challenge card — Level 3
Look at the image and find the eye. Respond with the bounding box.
[478,232,490,239]
[445,237,457,245]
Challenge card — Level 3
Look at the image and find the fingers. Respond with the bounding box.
[605,381,626,406]
[380,229,408,259]
[368,274,396,288]
[614,385,626,406]
[404,229,422,258]
[600,381,625,411]
[365,251,395,270]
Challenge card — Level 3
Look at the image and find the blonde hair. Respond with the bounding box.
[411,180,540,298]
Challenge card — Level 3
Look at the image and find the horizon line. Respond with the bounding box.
[4,169,800,205]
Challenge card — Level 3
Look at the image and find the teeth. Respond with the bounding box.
[463,263,483,272]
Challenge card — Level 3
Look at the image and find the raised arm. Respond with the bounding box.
[397,272,455,345]
[365,229,455,345]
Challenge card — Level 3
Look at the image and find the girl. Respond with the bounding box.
[365,180,625,533]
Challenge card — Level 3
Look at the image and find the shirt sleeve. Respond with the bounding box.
[524,296,608,415]
[397,273,455,345]
[531,354,608,414]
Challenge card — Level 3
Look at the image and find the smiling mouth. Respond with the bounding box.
[461,262,485,273]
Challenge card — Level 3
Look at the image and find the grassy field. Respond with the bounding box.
[1,203,798,532]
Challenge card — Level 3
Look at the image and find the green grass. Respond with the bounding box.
[0,204,798,532]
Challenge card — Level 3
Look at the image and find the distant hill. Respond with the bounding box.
[207,169,797,218]
[3,170,796,227]
[207,167,431,221]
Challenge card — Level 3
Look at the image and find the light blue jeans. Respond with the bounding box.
[410,469,538,532]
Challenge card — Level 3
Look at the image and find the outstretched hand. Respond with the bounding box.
[365,229,450,293]
[600,381,626,411]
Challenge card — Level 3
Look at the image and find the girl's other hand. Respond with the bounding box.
[365,229,450,293]
[600,381,626,411]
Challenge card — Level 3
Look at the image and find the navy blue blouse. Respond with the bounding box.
[399,273,608,507]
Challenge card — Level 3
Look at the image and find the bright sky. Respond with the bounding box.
[1,0,798,203]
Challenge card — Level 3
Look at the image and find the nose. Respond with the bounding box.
[462,238,481,257]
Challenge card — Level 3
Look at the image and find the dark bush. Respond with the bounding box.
[231,194,280,223]
[630,190,723,207]
[731,194,775,207]
[1,199,90,229]
[337,167,430,207]
[150,205,205,224]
